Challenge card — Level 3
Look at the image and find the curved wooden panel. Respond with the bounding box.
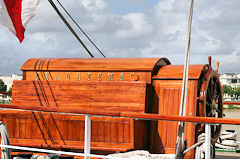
[153,64,206,79]
[21,58,170,73]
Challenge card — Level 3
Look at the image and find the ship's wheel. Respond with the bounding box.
[197,65,223,143]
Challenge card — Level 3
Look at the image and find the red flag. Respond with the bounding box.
[0,0,42,43]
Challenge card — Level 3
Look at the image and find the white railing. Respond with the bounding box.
[84,115,91,159]
[0,113,214,159]
[205,123,211,159]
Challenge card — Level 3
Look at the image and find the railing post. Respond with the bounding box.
[205,123,211,159]
[84,115,91,159]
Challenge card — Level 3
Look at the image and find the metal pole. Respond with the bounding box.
[84,115,91,159]
[205,124,211,159]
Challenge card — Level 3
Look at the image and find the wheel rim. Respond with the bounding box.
[197,68,223,143]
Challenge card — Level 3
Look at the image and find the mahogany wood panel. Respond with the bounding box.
[12,81,147,113]
[150,80,198,159]
[0,110,147,151]
[153,65,205,79]
[3,58,224,158]
[21,58,170,73]
[24,71,152,83]
[7,80,149,152]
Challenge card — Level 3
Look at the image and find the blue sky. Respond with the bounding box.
[106,0,159,15]
[0,0,240,75]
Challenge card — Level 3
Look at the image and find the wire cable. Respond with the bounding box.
[55,0,106,58]
[175,0,194,158]
[48,0,95,58]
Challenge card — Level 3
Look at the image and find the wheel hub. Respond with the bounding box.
[210,100,217,116]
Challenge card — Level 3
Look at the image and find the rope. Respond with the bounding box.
[216,130,238,149]
[176,0,194,158]
[182,133,213,159]
[0,122,11,159]
[183,130,238,158]
[55,0,106,58]
[107,150,175,159]
[48,0,95,58]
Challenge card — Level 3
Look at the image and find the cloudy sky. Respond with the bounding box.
[0,0,240,75]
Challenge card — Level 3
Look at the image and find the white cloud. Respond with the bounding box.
[0,0,240,74]
[115,13,153,39]
[81,0,107,10]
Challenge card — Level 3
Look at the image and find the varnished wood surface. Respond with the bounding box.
[3,58,225,158]
[0,104,239,126]
[150,80,198,158]
[24,71,152,83]
[7,80,149,152]
[0,110,148,151]
[12,81,147,113]
[21,58,170,73]
[153,65,206,79]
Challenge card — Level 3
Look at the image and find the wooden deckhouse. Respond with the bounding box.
[0,57,223,158]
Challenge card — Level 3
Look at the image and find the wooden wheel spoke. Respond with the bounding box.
[212,81,217,100]
[206,101,211,106]
[216,109,222,114]
[211,78,214,96]
[211,126,215,136]
[207,87,212,101]
[215,94,219,101]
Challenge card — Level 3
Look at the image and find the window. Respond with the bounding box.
[231,79,237,83]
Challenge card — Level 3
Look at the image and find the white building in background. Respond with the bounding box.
[219,73,240,88]
[219,73,240,101]
[0,74,22,91]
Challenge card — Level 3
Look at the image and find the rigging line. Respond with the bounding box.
[55,0,106,58]
[175,0,194,158]
[48,0,95,58]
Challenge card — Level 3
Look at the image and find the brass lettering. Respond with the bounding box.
[77,73,81,81]
[87,73,91,81]
[66,72,70,80]
[98,73,102,81]
[56,72,60,80]
[108,73,113,81]
[130,73,135,81]
[45,72,49,80]
[120,73,124,81]
[36,72,39,80]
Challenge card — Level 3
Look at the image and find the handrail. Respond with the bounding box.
[0,92,11,95]
[0,104,240,125]
[0,145,112,159]
[223,101,240,105]
[0,103,239,159]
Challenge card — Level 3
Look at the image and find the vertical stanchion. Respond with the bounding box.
[84,115,91,159]
[205,123,211,159]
